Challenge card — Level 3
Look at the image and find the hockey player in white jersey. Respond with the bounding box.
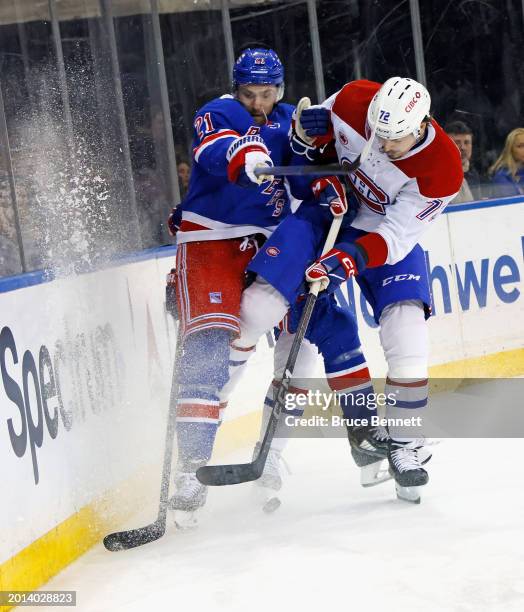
[227,77,463,502]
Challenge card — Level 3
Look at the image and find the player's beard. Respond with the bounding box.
[251,111,268,125]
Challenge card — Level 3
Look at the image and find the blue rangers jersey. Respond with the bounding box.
[176,95,296,244]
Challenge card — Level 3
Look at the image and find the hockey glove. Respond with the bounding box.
[226,134,273,188]
[311,176,348,217]
[290,97,321,161]
[167,206,182,237]
[305,244,367,292]
[300,106,333,144]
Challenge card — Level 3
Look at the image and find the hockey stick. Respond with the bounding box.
[253,142,373,178]
[255,86,380,180]
[196,217,342,487]
[103,323,183,551]
[197,107,379,487]
[255,163,348,177]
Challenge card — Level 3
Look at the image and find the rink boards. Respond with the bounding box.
[0,196,523,601]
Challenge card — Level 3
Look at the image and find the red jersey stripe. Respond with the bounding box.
[177,404,221,420]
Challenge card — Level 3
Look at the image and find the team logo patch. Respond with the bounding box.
[266,246,280,257]
[338,130,348,145]
[209,292,222,303]
[348,168,390,215]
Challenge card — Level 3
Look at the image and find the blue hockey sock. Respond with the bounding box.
[176,328,231,470]
[324,348,377,421]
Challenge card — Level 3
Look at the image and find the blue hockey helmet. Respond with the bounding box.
[232,48,284,99]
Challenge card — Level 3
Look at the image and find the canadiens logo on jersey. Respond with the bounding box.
[266,246,280,257]
[348,168,390,215]
[338,130,349,146]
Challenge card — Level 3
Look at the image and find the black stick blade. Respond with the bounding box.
[103,521,165,551]
[196,460,264,486]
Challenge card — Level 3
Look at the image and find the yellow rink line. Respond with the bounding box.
[1,346,523,611]
[0,412,261,612]
[429,347,524,379]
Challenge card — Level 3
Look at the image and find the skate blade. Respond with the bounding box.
[173,510,200,530]
[360,460,392,487]
[395,483,422,504]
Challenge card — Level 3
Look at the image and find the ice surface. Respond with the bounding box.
[42,431,524,612]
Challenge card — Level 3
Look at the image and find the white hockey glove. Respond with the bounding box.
[227,134,273,188]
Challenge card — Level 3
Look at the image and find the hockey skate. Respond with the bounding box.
[346,425,392,487]
[169,470,208,528]
[387,439,429,504]
[253,443,285,513]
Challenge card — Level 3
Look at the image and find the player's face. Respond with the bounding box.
[449,133,473,163]
[378,122,427,160]
[237,84,279,125]
[511,134,524,164]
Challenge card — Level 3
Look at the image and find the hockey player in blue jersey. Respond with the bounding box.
[167,47,320,519]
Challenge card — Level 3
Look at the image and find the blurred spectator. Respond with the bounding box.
[444,120,482,202]
[489,128,524,196]
[177,159,191,199]
[133,165,169,247]
[150,108,166,144]
[130,108,173,247]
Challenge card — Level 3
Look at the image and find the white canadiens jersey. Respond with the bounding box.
[322,80,463,264]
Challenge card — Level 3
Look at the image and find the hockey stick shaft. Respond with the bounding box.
[249,216,342,462]
[196,217,342,487]
[103,322,183,551]
[156,342,180,525]
[198,122,379,486]
[246,102,383,477]
[255,164,347,177]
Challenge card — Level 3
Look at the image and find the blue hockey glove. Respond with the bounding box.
[300,106,332,139]
[311,176,348,217]
[290,97,325,161]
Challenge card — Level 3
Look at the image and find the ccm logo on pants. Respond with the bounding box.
[382,273,421,286]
